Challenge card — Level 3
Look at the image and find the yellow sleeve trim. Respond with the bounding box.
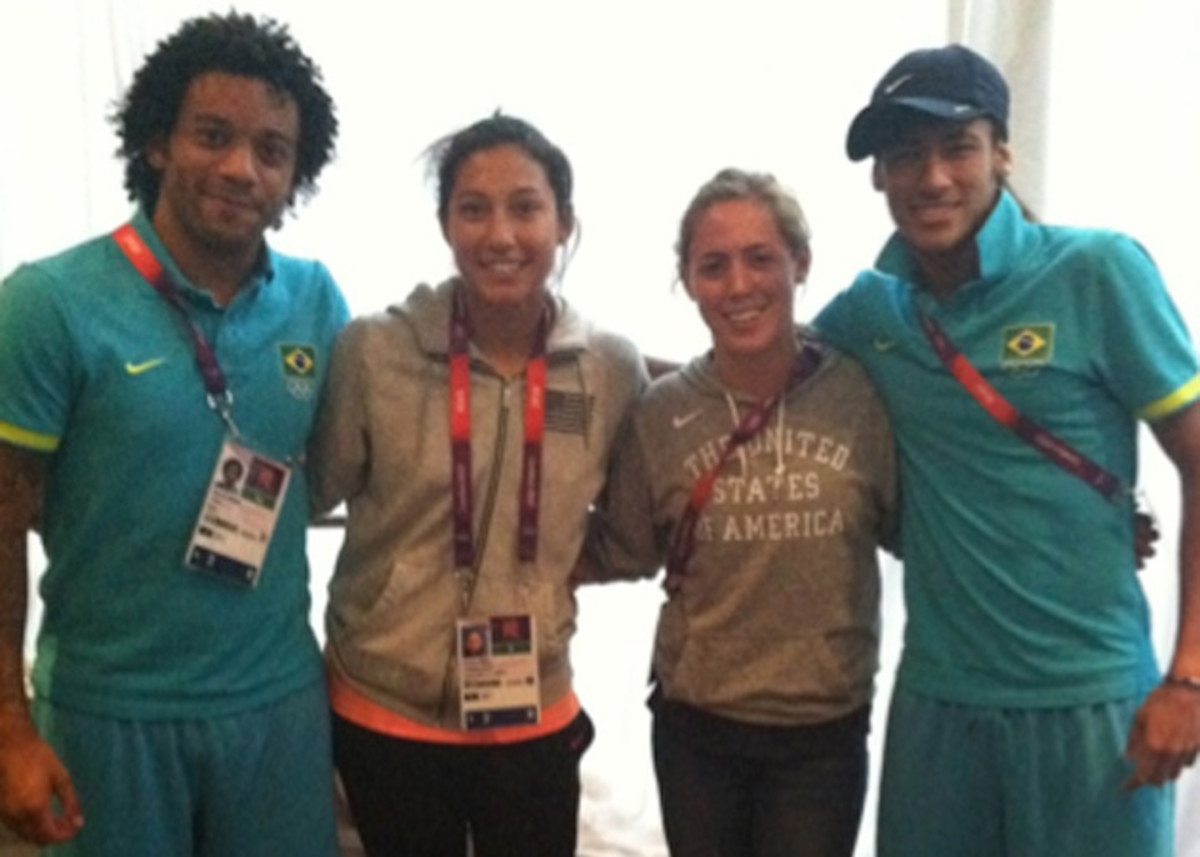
[1139,375,1200,422]
[0,421,59,452]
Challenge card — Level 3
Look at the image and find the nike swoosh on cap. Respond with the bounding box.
[883,73,914,95]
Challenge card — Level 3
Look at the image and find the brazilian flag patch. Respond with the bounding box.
[279,344,318,400]
[1000,324,1054,367]
[280,344,317,377]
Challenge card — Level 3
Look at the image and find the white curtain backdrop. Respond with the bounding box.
[3,2,1198,854]
[949,0,1053,213]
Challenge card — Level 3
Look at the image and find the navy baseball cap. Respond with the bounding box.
[845,44,1010,161]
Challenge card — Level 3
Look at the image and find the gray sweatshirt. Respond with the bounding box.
[310,278,646,728]
[588,329,896,726]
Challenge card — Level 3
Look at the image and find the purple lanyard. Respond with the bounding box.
[449,288,549,568]
[666,345,822,578]
[918,311,1121,499]
[113,224,238,434]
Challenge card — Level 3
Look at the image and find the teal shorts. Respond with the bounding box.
[877,685,1173,857]
[33,680,338,857]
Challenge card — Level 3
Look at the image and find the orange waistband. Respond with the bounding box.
[328,670,580,746]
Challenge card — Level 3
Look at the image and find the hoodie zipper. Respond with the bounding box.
[439,371,513,725]
[467,375,512,595]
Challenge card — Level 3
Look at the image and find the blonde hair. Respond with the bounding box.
[675,168,811,284]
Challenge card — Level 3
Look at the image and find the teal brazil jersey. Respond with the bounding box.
[815,191,1200,707]
[0,211,350,718]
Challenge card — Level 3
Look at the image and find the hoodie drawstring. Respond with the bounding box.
[723,389,788,476]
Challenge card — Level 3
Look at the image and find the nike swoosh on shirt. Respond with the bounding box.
[125,358,167,375]
[872,340,898,352]
[672,410,703,430]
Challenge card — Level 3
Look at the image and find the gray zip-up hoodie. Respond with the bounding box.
[588,330,896,726]
[310,278,646,729]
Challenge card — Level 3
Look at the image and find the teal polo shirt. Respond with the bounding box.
[0,211,349,718]
[816,191,1200,707]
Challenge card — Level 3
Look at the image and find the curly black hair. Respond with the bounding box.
[112,11,337,214]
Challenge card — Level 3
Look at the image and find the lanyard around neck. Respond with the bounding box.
[666,344,823,578]
[449,287,549,568]
[918,311,1121,499]
[112,224,238,435]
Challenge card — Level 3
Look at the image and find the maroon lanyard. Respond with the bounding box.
[449,288,549,568]
[666,345,822,578]
[918,311,1121,499]
[112,224,237,433]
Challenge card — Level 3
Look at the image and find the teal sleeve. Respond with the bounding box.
[1089,235,1200,420]
[811,287,862,358]
[0,264,76,449]
[319,261,352,331]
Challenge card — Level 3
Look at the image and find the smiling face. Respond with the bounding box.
[442,144,569,314]
[148,71,298,267]
[684,197,808,366]
[872,117,1010,276]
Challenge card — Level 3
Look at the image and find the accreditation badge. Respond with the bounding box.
[185,439,292,588]
[457,615,541,730]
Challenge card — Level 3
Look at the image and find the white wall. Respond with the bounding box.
[5,1,1200,854]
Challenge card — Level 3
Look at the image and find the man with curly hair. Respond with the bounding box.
[0,12,347,855]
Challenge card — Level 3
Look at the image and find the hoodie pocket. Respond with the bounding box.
[328,559,459,710]
[522,577,578,666]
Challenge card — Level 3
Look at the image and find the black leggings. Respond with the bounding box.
[333,710,594,857]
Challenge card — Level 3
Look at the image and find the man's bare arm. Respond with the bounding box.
[1125,401,1200,787]
[0,441,42,713]
[0,441,83,843]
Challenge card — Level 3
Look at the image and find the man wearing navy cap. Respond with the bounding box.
[817,44,1200,856]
